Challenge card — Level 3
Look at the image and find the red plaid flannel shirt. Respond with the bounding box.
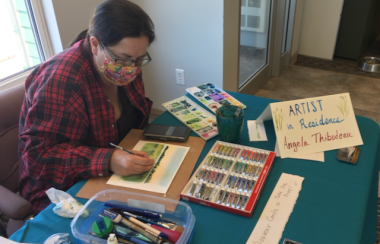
[18,39,152,214]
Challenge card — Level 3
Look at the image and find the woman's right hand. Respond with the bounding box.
[108,149,155,176]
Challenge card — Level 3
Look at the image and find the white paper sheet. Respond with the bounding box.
[246,173,304,244]
[248,120,268,141]
[274,140,325,162]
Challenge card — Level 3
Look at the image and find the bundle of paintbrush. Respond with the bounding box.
[98,203,183,244]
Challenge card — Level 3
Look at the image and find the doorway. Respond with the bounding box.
[236,0,295,95]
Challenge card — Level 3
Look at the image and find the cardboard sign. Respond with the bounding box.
[256,93,363,158]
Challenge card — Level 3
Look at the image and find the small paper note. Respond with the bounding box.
[246,173,304,244]
[248,120,268,141]
[274,141,324,162]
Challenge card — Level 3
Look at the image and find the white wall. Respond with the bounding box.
[42,0,224,112]
[298,0,344,60]
[40,0,62,54]
[42,0,105,53]
[129,0,223,112]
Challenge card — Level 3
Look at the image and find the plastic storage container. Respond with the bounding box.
[71,189,195,244]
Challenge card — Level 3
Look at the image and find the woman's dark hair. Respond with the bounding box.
[69,0,155,47]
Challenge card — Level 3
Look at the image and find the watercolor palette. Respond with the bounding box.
[162,96,219,140]
[186,83,247,114]
[180,141,276,217]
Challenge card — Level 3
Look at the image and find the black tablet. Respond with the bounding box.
[143,124,191,142]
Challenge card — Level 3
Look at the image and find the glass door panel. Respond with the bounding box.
[239,0,272,88]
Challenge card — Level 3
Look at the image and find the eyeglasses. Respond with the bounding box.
[100,42,151,67]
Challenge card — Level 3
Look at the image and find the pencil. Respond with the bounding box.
[108,142,137,155]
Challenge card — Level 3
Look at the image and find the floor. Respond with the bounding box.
[293,37,380,80]
[239,46,266,87]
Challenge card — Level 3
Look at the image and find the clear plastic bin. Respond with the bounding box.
[70,189,195,244]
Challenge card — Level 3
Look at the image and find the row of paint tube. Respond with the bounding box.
[187,181,251,209]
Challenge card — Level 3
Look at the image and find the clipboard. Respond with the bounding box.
[76,129,206,201]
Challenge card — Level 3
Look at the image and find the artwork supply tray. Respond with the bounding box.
[186,83,247,114]
[180,141,276,217]
[162,96,218,140]
[71,189,195,244]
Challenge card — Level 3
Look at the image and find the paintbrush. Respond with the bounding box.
[109,207,169,229]
[234,106,242,118]
[110,208,182,244]
[108,142,137,155]
[105,203,184,232]
[215,107,223,117]
[122,211,181,243]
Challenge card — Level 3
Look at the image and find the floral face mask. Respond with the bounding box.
[96,49,141,86]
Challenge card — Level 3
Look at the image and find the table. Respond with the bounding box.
[10,92,380,244]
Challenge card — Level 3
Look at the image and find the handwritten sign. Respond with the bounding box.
[256,93,363,158]
[246,173,304,244]
[274,140,325,162]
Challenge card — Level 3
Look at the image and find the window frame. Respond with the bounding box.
[0,0,55,92]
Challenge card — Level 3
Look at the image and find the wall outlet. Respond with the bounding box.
[176,69,185,85]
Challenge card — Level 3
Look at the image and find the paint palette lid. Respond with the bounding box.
[71,189,195,244]
[186,83,247,114]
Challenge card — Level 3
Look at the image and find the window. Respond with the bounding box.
[0,0,45,82]
[241,0,268,33]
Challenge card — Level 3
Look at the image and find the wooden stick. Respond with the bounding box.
[216,107,223,117]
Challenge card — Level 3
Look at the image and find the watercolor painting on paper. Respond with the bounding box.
[107,140,190,194]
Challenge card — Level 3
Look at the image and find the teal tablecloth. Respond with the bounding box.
[10,92,380,244]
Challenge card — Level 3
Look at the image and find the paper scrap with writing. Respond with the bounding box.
[246,173,304,244]
[248,120,268,141]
